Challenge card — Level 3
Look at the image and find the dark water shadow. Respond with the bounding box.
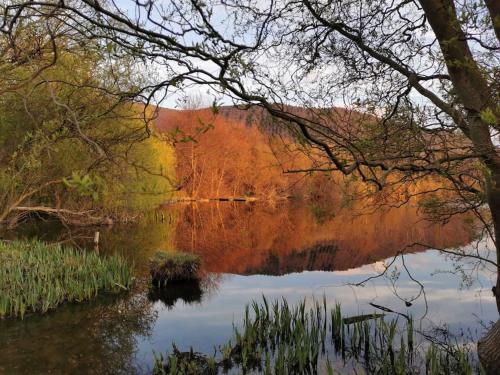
[148,280,203,309]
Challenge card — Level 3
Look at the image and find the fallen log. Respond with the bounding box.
[12,206,113,226]
[162,196,262,204]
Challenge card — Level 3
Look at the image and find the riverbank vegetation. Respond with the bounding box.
[0,18,176,229]
[153,298,479,375]
[0,240,131,319]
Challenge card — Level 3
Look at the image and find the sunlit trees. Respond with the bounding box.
[157,107,304,199]
[0,13,175,227]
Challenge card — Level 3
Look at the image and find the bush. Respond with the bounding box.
[0,240,131,319]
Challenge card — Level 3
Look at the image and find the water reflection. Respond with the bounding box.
[0,284,156,375]
[0,201,494,374]
[148,281,203,309]
[174,201,476,274]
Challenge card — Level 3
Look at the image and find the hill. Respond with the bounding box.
[153,105,363,200]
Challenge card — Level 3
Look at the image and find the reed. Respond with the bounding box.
[153,297,479,374]
[0,240,131,319]
[150,251,201,287]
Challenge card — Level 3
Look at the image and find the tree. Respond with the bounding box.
[0,11,176,226]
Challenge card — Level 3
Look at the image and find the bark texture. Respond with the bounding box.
[478,320,500,375]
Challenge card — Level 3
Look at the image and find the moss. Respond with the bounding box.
[149,251,201,287]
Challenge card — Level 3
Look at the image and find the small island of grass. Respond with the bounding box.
[150,251,201,288]
[0,240,132,319]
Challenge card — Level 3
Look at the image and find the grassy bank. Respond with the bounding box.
[153,298,480,374]
[0,240,131,319]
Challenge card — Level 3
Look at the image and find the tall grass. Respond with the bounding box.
[0,240,131,319]
[153,297,480,374]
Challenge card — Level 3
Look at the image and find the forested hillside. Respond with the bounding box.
[154,106,362,201]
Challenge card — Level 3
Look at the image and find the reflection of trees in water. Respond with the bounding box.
[252,241,339,275]
[2,201,487,372]
[93,290,157,373]
[0,210,227,374]
[200,272,224,298]
[0,215,180,374]
[174,201,476,275]
[147,273,222,309]
[0,282,157,375]
[148,280,203,309]
[7,200,476,280]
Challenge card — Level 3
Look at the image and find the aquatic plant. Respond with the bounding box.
[150,251,201,287]
[153,297,480,374]
[0,240,131,319]
[153,345,218,375]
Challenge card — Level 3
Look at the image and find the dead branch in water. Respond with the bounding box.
[8,206,113,227]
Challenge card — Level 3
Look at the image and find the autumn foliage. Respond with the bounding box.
[155,106,330,199]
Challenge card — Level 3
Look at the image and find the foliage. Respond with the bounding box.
[153,298,479,374]
[0,21,176,226]
[0,240,131,319]
[160,107,302,199]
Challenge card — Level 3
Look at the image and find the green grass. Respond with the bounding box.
[153,297,480,374]
[0,240,132,319]
[150,251,201,287]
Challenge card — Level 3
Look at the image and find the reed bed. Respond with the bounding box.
[153,297,479,374]
[150,251,201,287]
[0,240,131,319]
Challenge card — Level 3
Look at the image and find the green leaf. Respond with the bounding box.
[480,108,497,126]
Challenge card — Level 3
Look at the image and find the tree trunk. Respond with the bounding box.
[419,0,500,313]
[486,166,500,314]
[479,167,500,373]
[478,320,500,375]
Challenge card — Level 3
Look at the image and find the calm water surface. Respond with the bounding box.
[0,201,497,374]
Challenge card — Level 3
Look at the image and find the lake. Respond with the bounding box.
[0,201,497,374]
